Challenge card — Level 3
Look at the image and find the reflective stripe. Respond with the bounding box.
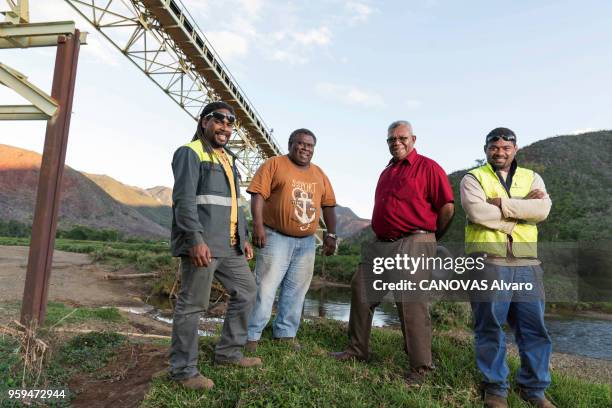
[185,140,234,165]
[196,195,233,206]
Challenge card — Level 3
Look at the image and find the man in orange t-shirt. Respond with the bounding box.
[246,128,337,350]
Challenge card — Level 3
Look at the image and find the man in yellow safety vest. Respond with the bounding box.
[460,127,555,408]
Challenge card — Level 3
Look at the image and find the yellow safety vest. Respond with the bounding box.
[465,163,538,258]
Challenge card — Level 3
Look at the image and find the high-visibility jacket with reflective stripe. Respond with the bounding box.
[464,163,538,258]
[170,139,248,257]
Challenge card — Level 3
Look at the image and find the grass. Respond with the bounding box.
[142,319,612,408]
[0,301,610,407]
[0,235,177,274]
[44,302,125,327]
[0,330,127,407]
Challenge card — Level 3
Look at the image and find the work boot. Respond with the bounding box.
[176,373,214,390]
[273,337,301,351]
[518,390,556,408]
[482,392,508,408]
[216,356,262,368]
[328,350,368,362]
[404,366,434,388]
[245,340,258,353]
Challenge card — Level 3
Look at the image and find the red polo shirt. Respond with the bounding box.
[371,149,454,240]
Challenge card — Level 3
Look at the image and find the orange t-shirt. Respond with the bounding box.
[247,155,336,237]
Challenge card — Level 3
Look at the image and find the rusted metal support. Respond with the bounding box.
[20,30,80,326]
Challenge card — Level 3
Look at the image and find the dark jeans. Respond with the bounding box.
[471,264,552,399]
[170,250,256,380]
[346,233,437,369]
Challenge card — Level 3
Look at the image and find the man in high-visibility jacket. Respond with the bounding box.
[460,128,555,408]
[169,101,261,391]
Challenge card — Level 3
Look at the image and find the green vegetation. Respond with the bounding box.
[1,302,610,407]
[0,219,31,238]
[314,254,360,283]
[1,325,126,407]
[0,220,162,243]
[44,302,125,326]
[142,319,612,408]
[0,235,174,273]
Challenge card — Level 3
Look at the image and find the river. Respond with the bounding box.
[303,286,612,361]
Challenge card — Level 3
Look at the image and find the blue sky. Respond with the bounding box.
[1,0,611,218]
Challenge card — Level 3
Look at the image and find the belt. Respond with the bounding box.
[377,230,432,242]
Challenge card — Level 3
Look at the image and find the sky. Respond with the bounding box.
[1,0,611,218]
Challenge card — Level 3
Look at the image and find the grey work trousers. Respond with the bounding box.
[170,250,256,380]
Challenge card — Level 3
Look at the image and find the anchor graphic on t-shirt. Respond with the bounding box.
[293,188,316,228]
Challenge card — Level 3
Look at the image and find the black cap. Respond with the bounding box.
[485,127,516,144]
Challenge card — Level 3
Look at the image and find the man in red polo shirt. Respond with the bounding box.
[330,120,454,386]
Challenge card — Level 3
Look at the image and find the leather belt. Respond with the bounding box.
[377,230,432,242]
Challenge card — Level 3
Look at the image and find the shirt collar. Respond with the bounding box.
[388,148,418,166]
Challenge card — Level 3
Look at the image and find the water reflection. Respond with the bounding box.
[304,286,612,361]
[303,286,400,327]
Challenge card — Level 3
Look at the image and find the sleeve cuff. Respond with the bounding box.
[187,232,205,247]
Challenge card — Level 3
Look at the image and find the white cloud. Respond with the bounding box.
[316,82,385,108]
[263,26,332,64]
[292,26,332,46]
[206,31,250,61]
[345,1,376,23]
[271,50,308,65]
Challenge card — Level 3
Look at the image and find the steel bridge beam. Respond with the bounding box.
[64,0,283,185]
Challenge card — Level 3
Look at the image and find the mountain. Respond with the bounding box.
[334,205,370,238]
[0,144,170,239]
[84,174,172,229]
[0,144,370,239]
[345,131,612,245]
[146,186,173,206]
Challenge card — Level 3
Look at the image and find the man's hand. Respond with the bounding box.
[487,197,502,208]
[188,242,212,267]
[244,241,254,260]
[525,189,546,199]
[252,223,266,248]
[322,235,336,256]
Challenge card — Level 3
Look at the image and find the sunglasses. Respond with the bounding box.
[486,134,516,143]
[386,136,411,144]
[205,111,236,125]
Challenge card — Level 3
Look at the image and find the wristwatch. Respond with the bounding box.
[326,233,338,240]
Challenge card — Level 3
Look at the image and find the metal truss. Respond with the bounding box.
[63,0,283,185]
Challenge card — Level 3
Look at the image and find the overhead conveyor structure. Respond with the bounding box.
[2,0,325,326]
[64,0,283,184]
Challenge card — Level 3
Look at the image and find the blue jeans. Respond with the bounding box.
[471,265,552,399]
[247,227,316,341]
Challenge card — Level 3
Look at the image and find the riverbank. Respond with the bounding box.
[2,302,611,407]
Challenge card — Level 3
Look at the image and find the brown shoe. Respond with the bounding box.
[245,340,258,353]
[482,392,508,408]
[328,351,367,362]
[177,373,214,390]
[518,390,556,408]
[273,337,301,351]
[217,356,262,368]
[404,366,434,388]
